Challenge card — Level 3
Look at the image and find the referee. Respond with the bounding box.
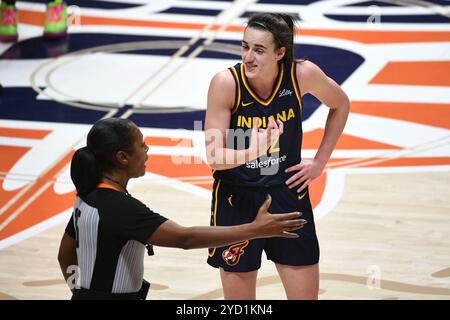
[58,118,306,300]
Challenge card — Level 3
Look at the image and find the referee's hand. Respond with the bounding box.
[252,195,307,239]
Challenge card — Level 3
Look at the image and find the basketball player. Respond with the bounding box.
[204,13,350,299]
[57,117,307,300]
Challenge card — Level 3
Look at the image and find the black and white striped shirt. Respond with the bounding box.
[65,187,167,294]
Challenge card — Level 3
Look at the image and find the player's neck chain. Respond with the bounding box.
[103,176,129,195]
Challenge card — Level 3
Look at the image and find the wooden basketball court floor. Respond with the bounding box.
[0,0,449,300]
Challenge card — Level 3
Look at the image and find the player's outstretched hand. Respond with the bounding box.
[252,195,307,238]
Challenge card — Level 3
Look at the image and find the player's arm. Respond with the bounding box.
[286,60,350,192]
[204,71,282,170]
[57,233,78,291]
[147,196,306,249]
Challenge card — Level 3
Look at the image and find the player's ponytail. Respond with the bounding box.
[70,118,136,199]
[71,146,101,199]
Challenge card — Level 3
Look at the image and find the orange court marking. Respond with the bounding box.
[18,9,450,44]
[350,101,450,130]
[0,127,51,139]
[370,61,450,87]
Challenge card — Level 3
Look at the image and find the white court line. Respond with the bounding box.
[124,0,258,115]
[3,0,450,249]
[0,208,73,251]
[0,109,118,232]
[326,135,450,169]
[0,0,254,247]
[0,181,52,231]
[0,137,38,148]
[0,170,215,250]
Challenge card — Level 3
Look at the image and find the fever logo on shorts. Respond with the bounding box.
[222,241,249,266]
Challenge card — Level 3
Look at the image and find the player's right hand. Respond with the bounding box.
[249,118,283,160]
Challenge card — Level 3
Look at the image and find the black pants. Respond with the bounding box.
[72,289,140,300]
[71,280,150,300]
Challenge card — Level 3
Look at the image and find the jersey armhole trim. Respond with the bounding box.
[229,66,241,115]
[291,61,303,112]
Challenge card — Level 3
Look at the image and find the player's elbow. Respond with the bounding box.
[338,91,350,112]
[205,153,215,168]
[342,93,350,111]
[205,157,221,171]
[204,146,223,170]
[330,92,350,115]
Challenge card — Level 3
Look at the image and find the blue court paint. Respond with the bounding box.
[325,14,450,23]
[344,1,404,7]
[258,0,318,4]
[240,11,301,19]
[0,88,107,124]
[17,0,143,10]
[159,7,222,16]
[0,34,363,127]
[0,34,189,60]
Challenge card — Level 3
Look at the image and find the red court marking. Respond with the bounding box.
[351,101,450,130]
[18,10,450,44]
[370,61,450,86]
[303,129,401,150]
[0,128,51,139]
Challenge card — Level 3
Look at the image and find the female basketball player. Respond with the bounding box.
[204,13,350,299]
[57,117,306,300]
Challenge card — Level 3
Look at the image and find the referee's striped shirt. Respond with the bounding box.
[65,187,167,293]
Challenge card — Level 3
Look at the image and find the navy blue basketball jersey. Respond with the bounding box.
[213,62,303,187]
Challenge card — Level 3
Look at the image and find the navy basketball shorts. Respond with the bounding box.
[207,179,320,272]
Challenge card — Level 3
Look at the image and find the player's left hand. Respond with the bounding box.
[284,159,325,193]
